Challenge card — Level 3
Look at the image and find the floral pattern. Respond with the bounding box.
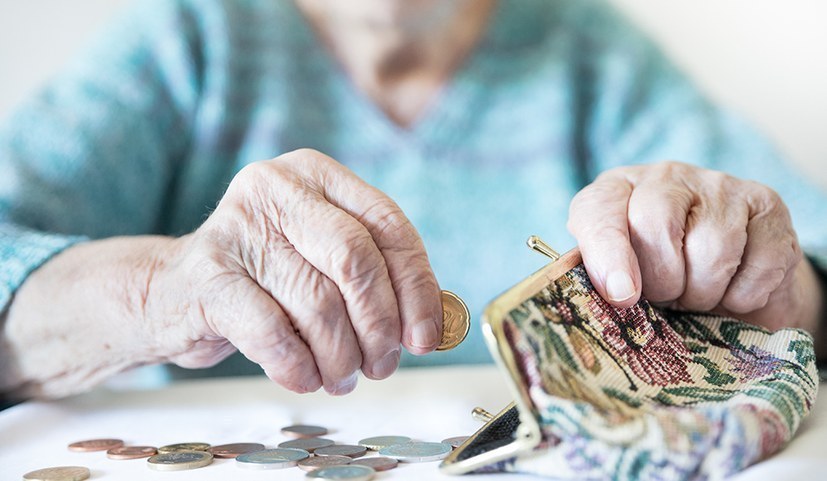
[489,264,818,480]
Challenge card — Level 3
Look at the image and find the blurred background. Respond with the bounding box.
[1,0,826,186]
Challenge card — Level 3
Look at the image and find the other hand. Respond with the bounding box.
[567,161,823,334]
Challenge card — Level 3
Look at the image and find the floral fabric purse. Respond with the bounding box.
[440,238,818,480]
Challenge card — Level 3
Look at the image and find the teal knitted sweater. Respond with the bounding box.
[2,0,826,381]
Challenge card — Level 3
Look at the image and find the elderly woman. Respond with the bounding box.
[1,0,825,401]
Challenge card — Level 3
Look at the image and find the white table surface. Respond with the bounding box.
[2,365,825,480]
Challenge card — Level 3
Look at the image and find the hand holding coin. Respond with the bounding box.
[145,150,447,396]
[5,150,455,400]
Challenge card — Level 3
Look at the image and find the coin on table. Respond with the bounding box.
[315,444,367,458]
[23,466,90,481]
[106,445,158,460]
[67,438,124,452]
[157,442,210,453]
[350,456,398,472]
[208,442,265,458]
[437,290,470,351]
[379,441,453,462]
[297,454,352,472]
[147,451,213,471]
[441,436,469,448]
[306,465,376,481]
[281,424,329,438]
[236,448,310,469]
[278,437,335,453]
[357,435,411,451]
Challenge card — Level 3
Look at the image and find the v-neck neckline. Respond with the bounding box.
[283,0,512,147]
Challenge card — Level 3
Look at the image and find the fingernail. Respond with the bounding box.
[606,270,636,302]
[371,349,400,379]
[327,371,358,396]
[412,321,438,349]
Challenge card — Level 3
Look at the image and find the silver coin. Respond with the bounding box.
[297,455,352,472]
[236,448,310,469]
[357,435,411,450]
[282,424,329,438]
[379,442,453,462]
[441,436,469,448]
[279,437,335,452]
[147,451,213,471]
[306,464,376,480]
[315,444,367,458]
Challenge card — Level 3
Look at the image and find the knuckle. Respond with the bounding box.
[333,229,385,287]
[395,265,439,297]
[299,275,347,318]
[233,160,276,189]
[652,160,691,178]
[727,289,772,314]
[628,205,686,242]
[357,316,400,347]
[581,223,628,245]
[361,199,418,246]
[724,262,787,313]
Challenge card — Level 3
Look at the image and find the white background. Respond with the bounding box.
[1,0,826,186]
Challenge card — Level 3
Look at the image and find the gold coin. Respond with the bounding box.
[437,290,470,351]
[23,466,90,481]
[157,442,210,453]
[147,451,213,471]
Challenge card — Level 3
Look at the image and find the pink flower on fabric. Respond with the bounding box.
[587,297,693,387]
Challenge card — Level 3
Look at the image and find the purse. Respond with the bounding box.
[440,237,818,480]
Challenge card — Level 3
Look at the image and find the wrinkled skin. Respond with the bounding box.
[568,161,822,334]
[148,149,444,395]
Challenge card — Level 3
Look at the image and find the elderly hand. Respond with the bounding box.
[568,161,823,335]
[154,149,442,394]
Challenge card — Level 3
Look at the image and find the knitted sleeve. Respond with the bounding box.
[0,0,201,313]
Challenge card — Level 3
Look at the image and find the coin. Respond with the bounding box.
[306,465,376,481]
[236,448,310,469]
[437,290,470,351]
[441,436,469,448]
[350,456,398,471]
[297,455,352,472]
[357,435,411,451]
[106,445,158,460]
[22,466,90,481]
[208,442,265,458]
[281,424,329,438]
[379,441,453,462]
[157,442,210,453]
[315,444,367,458]
[67,438,124,452]
[147,451,213,471]
[278,437,335,452]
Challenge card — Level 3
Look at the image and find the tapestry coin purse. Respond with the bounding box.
[440,238,818,480]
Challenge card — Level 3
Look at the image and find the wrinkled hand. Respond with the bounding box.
[568,161,823,334]
[155,149,442,395]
